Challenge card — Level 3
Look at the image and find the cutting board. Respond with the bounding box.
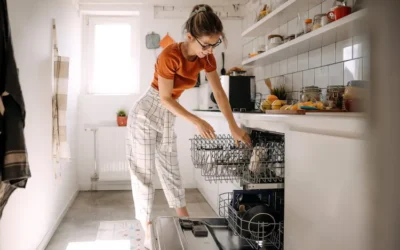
[263,109,347,115]
[264,110,306,115]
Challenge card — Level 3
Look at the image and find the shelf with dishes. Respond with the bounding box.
[242,0,321,38]
[243,8,367,67]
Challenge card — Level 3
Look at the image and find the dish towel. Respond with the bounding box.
[0,0,31,219]
[52,20,71,163]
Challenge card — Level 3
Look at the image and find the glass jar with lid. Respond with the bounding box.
[326,85,345,109]
[301,86,322,102]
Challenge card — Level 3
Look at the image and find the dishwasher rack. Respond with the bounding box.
[219,191,284,250]
[190,131,285,185]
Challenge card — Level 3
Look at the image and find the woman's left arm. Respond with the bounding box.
[206,71,251,145]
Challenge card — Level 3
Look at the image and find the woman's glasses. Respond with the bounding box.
[194,37,222,50]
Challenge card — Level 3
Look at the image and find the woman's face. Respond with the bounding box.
[188,33,222,58]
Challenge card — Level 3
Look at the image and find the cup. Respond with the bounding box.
[328,6,352,21]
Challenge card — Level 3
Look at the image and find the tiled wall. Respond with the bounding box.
[242,0,370,101]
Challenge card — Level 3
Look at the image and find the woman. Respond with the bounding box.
[126,4,251,249]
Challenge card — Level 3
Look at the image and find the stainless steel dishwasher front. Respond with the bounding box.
[152,216,256,250]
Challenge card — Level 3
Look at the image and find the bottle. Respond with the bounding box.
[304,19,312,34]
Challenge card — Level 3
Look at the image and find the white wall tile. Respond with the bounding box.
[288,56,298,73]
[336,38,353,62]
[288,17,298,36]
[256,81,270,96]
[284,74,293,91]
[298,52,309,71]
[280,59,288,75]
[309,4,322,21]
[309,48,322,68]
[303,69,315,87]
[322,0,335,13]
[264,64,272,78]
[322,43,336,66]
[329,62,344,86]
[363,57,370,81]
[315,66,329,89]
[255,66,265,81]
[272,62,280,77]
[353,35,369,59]
[293,72,303,91]
[344,59,362,85]
[258,36,266,48]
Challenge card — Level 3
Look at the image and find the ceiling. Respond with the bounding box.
[79,0,249,6]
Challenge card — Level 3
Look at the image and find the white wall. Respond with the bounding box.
[77,5,243,190]
[0,1,81,250]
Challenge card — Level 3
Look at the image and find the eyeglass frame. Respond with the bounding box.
[193,36,222,50]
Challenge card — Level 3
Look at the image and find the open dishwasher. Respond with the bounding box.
[152,128,285,250]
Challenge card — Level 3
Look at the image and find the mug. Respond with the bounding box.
[328,6,352,21]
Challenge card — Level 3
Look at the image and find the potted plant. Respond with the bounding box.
[117,109,128,126]
[271,84,288,103]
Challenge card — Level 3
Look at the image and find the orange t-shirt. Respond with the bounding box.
[151,42,217,99]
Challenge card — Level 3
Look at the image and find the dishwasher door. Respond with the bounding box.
[152,217,256,250]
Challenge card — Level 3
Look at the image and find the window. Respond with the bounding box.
[84,16,139,95]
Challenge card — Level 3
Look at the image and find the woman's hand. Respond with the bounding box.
[194,118,216,139]
[230,125,252,147]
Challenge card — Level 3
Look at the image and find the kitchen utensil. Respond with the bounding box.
[221,52,226,75]
[264,78,273,92]
[300,106,319,110]
[268,34,284,49]
[328,6,352,21]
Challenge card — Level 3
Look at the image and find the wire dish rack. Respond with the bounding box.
[219,192,284,249]
[190,132,285,183]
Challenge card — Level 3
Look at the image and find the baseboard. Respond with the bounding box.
[36,189,79,250]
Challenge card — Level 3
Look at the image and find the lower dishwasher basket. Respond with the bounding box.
[219,192,284,250]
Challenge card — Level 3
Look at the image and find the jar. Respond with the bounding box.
[326,85,345,109]
[343,80,368,112]
[268,34,284,49]
[312,14,326,31]
[303,19,312,34]
[301,86,322,102]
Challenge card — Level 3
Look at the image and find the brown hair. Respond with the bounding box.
[184,4,227,45]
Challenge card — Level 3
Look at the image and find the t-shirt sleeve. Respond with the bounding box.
[203,54,217,73]
[156,49,179,80]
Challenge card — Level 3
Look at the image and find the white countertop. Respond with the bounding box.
[193,110,367,139]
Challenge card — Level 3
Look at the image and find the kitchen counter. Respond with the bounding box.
[192,110,367,139]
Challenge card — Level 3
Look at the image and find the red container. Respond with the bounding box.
[117,116,127,126]
[328,6,352,21]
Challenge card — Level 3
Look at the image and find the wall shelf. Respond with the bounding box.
[242,9,367,68]
[242,0,323,38]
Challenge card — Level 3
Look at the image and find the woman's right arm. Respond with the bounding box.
[158,76,216,139]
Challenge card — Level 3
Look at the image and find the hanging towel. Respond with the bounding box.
[52,20,71,163]
[0,0,31,219]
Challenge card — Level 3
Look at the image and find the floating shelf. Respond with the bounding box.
[242,9,368,67]
[242,0,324,38]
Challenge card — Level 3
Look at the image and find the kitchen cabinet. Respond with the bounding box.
[285,130,373,250]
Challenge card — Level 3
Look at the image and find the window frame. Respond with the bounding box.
[82,14,140,95]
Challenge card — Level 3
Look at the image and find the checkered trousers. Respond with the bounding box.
[126,87,186,224]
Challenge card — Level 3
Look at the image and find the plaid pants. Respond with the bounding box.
[126,87,186,224]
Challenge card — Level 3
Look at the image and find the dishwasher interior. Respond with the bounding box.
[153,128,285,250]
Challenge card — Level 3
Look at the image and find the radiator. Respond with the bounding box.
[97,127,130,181]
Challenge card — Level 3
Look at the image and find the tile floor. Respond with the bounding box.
[45,189,216,250]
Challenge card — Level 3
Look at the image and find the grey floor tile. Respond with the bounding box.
[45,189,215,250]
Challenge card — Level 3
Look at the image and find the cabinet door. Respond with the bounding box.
[285,131,373,250]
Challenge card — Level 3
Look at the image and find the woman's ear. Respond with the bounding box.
[186,32,194,42]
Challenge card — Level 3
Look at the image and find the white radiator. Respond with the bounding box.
[97,127,130,181]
